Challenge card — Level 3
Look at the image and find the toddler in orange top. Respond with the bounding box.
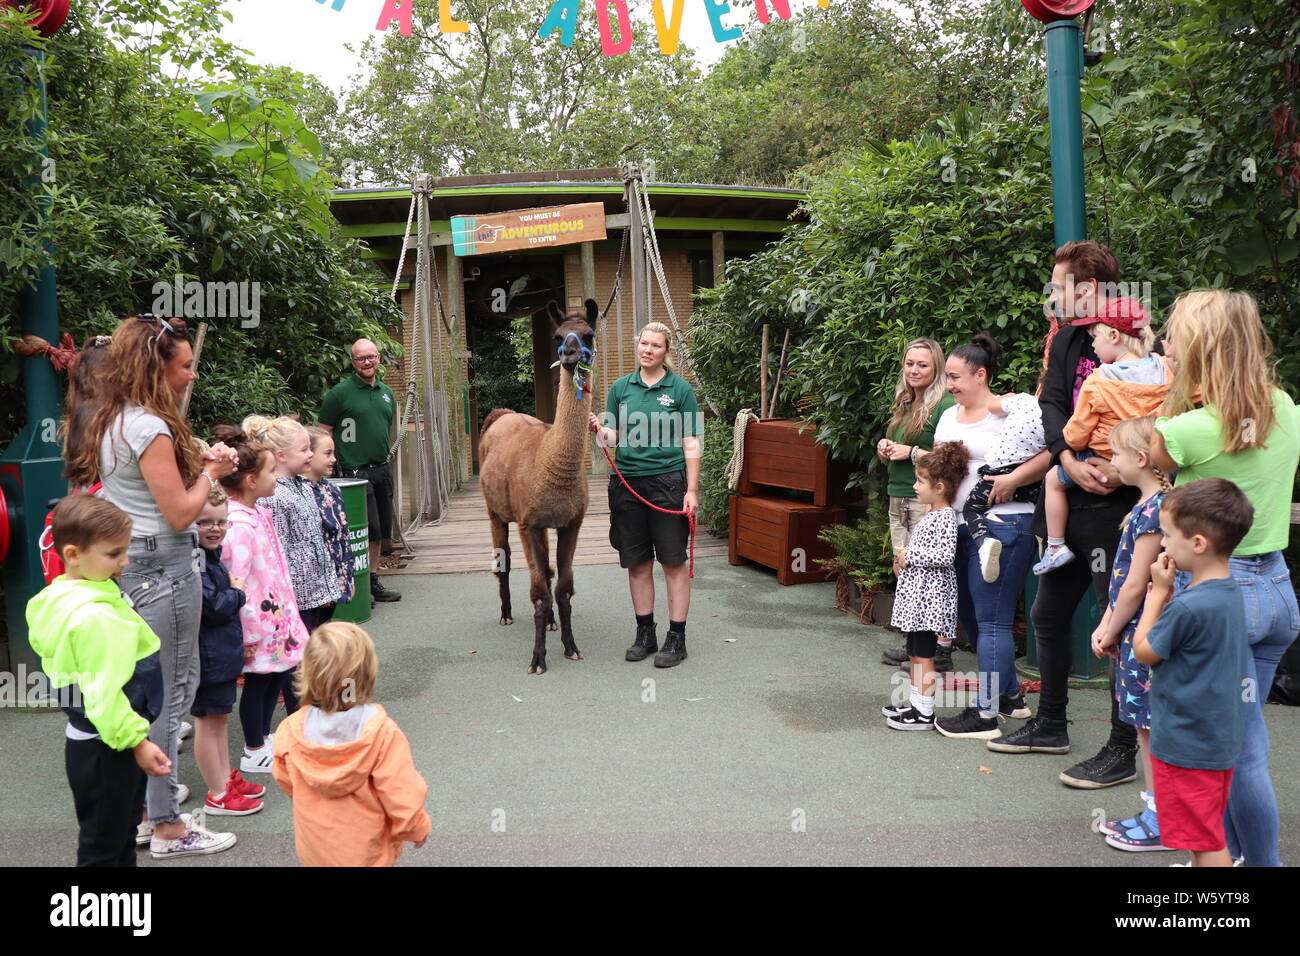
[1034,298,1170,574]
[272,621,431,866]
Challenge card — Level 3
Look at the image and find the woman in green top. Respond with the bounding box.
[589,321,701,669]
[876,338,954,667]
[1150,289,1299,868]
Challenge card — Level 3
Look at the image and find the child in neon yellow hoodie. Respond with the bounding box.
[27,496,171,867]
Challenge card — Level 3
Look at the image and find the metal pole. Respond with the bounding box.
[1044,20,1087,244]
[415,175,440,521]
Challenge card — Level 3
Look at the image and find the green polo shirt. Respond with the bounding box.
[317,373,396,470]
[604,369,701,477]
[885,393,955,497]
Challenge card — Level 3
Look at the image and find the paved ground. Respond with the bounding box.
[2,557,1296,867]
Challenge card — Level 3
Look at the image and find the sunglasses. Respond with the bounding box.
[135,314,183,347]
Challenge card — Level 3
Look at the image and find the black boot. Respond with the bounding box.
[898,645,954,673]
[881,644,908,665]
[654,631,687,668]
[371,574,402,602]
[625,624,658,662]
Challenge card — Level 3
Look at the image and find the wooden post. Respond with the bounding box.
[580,241,597,301]
[770,328,790,416]
[180,322,208,419]
[712,231,725,286]
[760,324,770,420]
[625,163,649,333]
[581,240,607,475]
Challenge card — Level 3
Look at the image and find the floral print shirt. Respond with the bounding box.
[310,478,356,604]
[221,499,309,674]
[258,475,340,611]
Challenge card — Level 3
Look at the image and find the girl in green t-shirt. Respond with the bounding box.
[1150,289,1300,868]
[875,338,954,668]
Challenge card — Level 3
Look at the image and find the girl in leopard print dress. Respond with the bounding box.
[883,442,970,731]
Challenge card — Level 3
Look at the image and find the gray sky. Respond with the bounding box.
[223,0,812,94]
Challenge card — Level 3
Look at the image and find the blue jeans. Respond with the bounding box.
[1223,552,1299,867]
[956,513,1035,713]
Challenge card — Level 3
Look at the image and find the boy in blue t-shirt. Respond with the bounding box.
[1133,478,1254,867]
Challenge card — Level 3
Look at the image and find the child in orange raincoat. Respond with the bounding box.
[272,622,431,866]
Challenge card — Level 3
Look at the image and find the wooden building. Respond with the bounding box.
[330,173,806,483]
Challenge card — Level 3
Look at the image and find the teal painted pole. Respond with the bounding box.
[1044,19,1087,244]
[1,44,69,674]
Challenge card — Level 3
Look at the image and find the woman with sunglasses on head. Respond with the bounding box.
[65,314,241,859]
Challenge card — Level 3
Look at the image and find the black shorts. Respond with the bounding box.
[191,679,238,717]
[343,462,394,542]
[608,469,689,568]
[906,631,938,659]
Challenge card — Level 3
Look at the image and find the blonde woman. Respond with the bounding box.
[876,338,954,668]
[1149,289,1300,867]
[589,321,701,668]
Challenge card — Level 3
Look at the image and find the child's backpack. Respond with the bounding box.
[38,483,102,584]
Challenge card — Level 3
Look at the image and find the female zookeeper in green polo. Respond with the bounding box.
[588,321,701,668]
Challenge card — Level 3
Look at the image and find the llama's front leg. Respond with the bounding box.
[489,515,512,625]
[555,523,582,661]
[522,525,552,674]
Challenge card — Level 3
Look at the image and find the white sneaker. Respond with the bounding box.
[979,538,1002,583]
[137,812,190,847]
[177,783,190,805]
[179,720,193,740]
[240,744,273,775]
[149,816,237,860]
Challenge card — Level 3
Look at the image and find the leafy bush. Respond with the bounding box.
[0,6,403,443]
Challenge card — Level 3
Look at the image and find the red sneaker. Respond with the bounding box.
[205,788,263,816]
[226,770,266,799]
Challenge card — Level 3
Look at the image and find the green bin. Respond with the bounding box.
[1022,567,1106,680]
[329,477,371,624]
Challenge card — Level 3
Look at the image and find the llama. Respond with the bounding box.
[478,299,598,674]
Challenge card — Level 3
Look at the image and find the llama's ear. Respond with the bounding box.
[546,300,564,328]
[584,298,599,331]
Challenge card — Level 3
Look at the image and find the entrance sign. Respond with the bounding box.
[451,202,607,256]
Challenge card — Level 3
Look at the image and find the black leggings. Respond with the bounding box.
[239,669,298,749]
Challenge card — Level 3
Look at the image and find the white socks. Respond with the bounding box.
[910,685,935,717]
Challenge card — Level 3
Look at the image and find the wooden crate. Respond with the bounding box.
[728,494,845,585]
[738,418,854,507]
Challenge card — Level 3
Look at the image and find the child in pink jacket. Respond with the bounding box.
[214,425,310,776]
[273,621,431,867]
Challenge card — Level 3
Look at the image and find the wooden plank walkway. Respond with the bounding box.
[390,475,729,575]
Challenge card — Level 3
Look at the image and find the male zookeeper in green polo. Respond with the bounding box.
[317,337,402,603]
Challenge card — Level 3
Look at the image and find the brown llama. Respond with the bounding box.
[478,299,598,674]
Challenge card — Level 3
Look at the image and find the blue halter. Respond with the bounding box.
[556,331,595,400]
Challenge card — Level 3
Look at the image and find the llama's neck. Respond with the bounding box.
[538,364,593,483]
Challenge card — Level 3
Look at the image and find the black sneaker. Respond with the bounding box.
[898,645,954,673]
[886,706,935,731]
[625,624,658,662]
[881,644,908,665]
[371,576,402,602]
[985,715,1069,754]
[653,631,687,668]
[999,693,1032,720]
[1059,743,1138,789]
[935,706,1001,740]
[881,700,909,718]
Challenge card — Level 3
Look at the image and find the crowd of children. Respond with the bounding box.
[880,263,1298,867]
[34,358,430,867]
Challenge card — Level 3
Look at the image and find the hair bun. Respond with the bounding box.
[212,423,247,445]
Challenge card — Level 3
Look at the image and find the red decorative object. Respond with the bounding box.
[1021,0,1095,23]
[0,483,10,565]
[0,0,70,38]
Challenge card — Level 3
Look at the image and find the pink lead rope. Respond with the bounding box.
[598,442,696,579]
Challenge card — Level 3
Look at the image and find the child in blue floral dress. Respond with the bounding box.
[1090,416,1171,851]
[307,426,357,612]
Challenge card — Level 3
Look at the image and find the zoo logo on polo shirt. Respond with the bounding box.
[657,394,676,408]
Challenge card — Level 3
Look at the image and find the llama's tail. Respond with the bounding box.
[480,408,513,438]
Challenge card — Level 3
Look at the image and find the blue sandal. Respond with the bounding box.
[1104,808,1172,852]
